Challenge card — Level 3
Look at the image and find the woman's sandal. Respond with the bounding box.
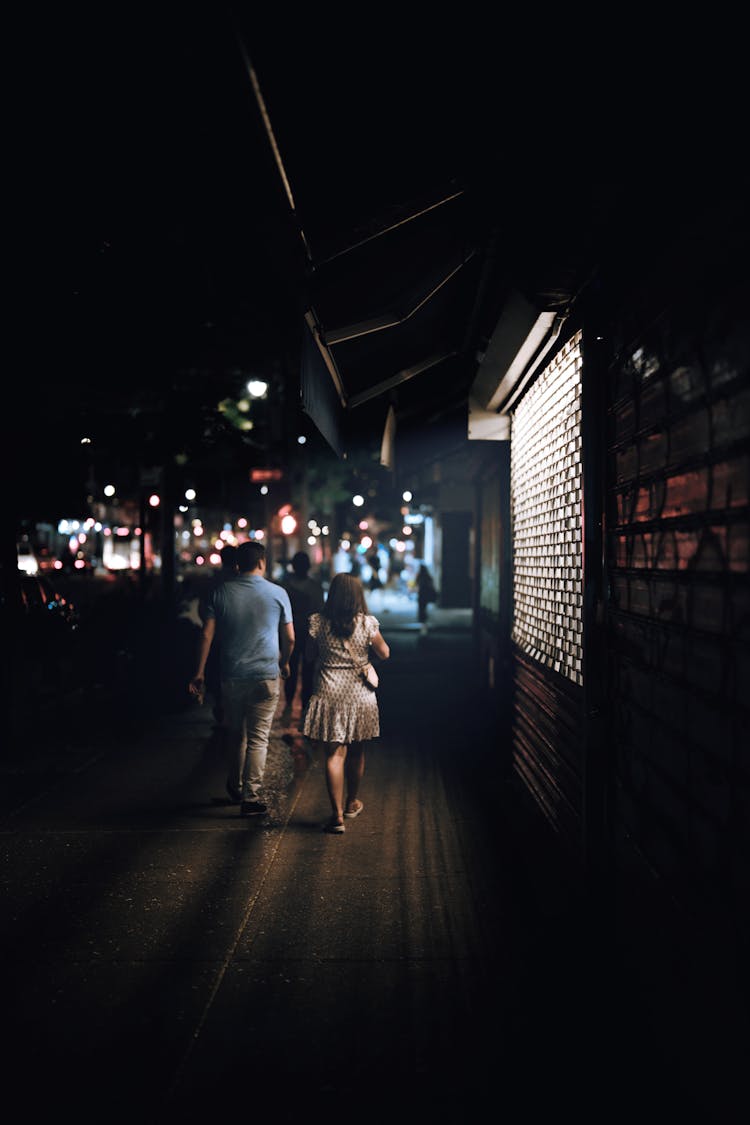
[344,801,363,819]
[323,818,345,834]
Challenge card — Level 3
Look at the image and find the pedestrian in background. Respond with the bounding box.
[281,551,324,717]
[203,544,238,727]
[302,573,389,833]
[189,541,294,817]
[416,563,437,635]
[171,579,204,708]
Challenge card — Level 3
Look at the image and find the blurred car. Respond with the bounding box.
[56,550,95,575]
[16,542,39,575]
[69,550,95,574]
[36,547,63,572]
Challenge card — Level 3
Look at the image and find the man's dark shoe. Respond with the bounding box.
[226,782,242,803]
[240,800,267,817]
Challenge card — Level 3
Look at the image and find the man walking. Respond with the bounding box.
[281,550,324,716]
[189,541,294,817]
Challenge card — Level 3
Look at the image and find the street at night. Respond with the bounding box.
[4,10,748,1123]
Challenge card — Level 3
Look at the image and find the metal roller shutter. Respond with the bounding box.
[509,331,585,844]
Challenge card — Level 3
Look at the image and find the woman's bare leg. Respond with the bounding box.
[344,742,365,814]
[319,741,347,825]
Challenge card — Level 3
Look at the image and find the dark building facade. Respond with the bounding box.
[408,191,749,946]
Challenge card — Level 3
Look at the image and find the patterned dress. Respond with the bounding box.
[302,612,381,743]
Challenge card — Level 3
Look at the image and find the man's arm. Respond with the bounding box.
[189,617,216,700]
[279,622,294,679]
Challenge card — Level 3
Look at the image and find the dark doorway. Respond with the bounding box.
[440,511,473,607]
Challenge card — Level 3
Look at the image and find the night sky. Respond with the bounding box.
[13,9,746,520]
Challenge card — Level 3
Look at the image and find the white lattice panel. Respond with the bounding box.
[510,331,583,685]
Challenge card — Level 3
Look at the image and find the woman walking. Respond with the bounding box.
[302,573,390,833]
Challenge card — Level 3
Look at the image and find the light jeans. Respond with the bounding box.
[222,678,280,801]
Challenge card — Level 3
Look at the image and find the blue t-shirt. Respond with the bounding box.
[205,576,293,681]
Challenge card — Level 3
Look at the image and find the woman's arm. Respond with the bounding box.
[369,630,390,662]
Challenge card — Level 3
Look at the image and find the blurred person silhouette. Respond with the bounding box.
[366,551,383,590]
[176,580,203,631]
[189,540,294,816]
[175,579,204,682]
[281,551,324,717]
[302,573,389,833]
[202,544,238,727]
[416,563,437,635]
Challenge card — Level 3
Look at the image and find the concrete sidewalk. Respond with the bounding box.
[1,608,522,1122]
[2,588,744,1122]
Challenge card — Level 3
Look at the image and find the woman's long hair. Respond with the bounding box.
[322,573,368,637]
